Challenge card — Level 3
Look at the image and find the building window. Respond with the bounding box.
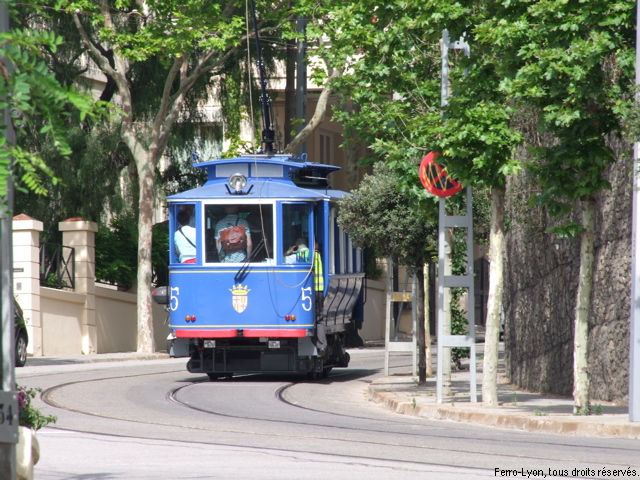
[319,132,332,164]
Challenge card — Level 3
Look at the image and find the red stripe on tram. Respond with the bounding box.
[175,329,238,338]
[243,329,307,338]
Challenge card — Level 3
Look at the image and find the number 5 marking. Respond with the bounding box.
[170,287,180,311]
[301,287,312,312]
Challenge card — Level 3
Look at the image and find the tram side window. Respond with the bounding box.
[204,204,273,264]
[283,204,311,264]
[172,204,197,264]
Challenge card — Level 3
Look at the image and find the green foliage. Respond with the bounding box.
[302,0,633,240]
[151,220,169,286]
[96,213,138,289]
[42,271,70,290]
[0,11,108,200]
[17,384,56,431]
[96,212,169,289]
[480,0,635,228]
[337,164,437,271]
[14,122,131,243]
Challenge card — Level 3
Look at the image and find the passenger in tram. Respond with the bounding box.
[215,205,253,263]
[174,209,196,263]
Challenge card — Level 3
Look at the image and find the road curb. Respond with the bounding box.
[368,387,640,440]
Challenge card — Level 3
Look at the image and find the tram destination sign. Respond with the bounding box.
[419,152,463,198]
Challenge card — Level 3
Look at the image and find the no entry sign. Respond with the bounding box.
[418,152,463,197]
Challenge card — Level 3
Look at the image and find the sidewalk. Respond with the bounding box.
[368,355,640,440]
[22,352,170,367]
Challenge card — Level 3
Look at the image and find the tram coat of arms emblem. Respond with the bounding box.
[230,284,251,313]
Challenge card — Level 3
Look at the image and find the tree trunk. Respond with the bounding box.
[135,156,156,353]
[573,197,595,413]
[482,186,505,406]
[416,267,427,385]
[284,69,340,154]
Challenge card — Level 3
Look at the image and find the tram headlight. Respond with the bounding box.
[228,173,247,193]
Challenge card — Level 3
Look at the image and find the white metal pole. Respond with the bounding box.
[629,0,640,423]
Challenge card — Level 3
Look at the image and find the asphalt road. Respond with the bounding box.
[16,348,640,480]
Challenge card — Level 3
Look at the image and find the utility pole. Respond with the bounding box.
[295,16,307,154]
[435,29,476,404]
[0,3,18,478]
[0,3,18,476]
[629,0,640,423]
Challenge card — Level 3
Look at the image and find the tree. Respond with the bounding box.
[301,0,634,410]
[338,164,437,384]
[296,0,518,404]
[478,0,635,413]
[43,0,283,352]
[39,0,336,353]
[434,20,523,407]
[9,4,223,242]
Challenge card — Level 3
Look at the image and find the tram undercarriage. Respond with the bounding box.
[183,331,351,379]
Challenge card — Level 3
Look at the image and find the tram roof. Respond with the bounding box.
[167,153,347,202]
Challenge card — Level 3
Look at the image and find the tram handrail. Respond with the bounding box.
[234,238,266,283]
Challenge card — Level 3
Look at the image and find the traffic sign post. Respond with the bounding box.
[434,29,477,404]
[436,189,477,403]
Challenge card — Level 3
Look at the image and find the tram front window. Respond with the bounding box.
[204,204,273,264]
[283,204,311,264]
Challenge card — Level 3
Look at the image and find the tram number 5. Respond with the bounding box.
[301,287,312,312]
[170,287,180,311]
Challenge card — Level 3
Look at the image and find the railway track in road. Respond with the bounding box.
[30,364,640,476]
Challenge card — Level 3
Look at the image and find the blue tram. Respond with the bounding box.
[158,153,365,379]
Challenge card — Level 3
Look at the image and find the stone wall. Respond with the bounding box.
[503,141,632,403]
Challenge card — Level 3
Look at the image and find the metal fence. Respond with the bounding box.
[40,243,75,289]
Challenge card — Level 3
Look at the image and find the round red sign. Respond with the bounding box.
[419,152,463,197]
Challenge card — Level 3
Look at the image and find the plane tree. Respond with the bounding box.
[298,0,635,411]
[42,0,303,352]
[477,0,635,413]
[295,0,520,404]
